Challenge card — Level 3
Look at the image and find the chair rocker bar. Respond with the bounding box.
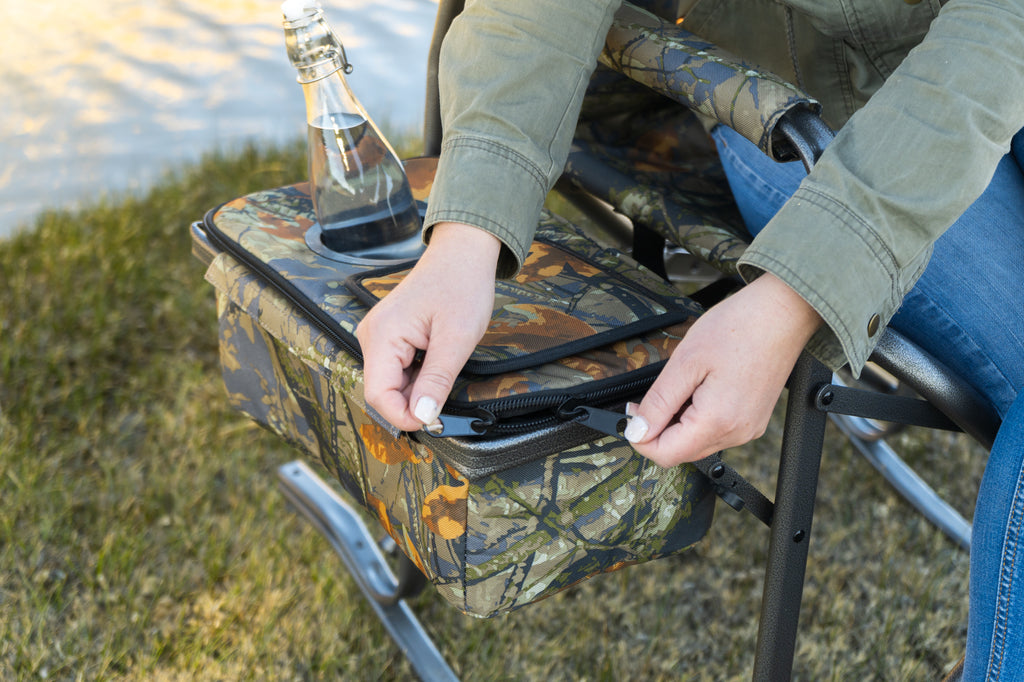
[831,414,972,550]
[276,460,459,682]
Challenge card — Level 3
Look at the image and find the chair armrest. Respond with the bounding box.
[871,328,1001,450]
[602,3,822,162]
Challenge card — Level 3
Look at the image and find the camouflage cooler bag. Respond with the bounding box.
[192,158,716,617]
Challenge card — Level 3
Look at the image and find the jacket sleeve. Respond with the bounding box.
[737,0,1024,373]
[422,0,623,278]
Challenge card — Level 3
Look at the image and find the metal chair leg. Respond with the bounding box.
[752,354,832,681]
[277,460,459,682]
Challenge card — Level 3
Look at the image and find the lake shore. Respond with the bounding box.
[0,0,435,238]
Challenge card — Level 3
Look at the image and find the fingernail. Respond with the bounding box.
[414,396,441,425]
[625,402,639,417]
[623,415,649,443]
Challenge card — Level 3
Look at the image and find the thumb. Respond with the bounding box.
[624,355,706,445]
[409,325,481,426]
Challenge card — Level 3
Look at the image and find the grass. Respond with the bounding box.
[0,138,986,681]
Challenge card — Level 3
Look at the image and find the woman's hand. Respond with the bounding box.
[355,222,501,432]
[624,273,823,467]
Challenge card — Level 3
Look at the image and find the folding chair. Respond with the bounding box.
[191,2,1001,679]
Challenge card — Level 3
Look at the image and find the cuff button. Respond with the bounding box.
[867,314,881,337]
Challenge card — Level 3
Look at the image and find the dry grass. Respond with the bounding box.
[0,140,984,681]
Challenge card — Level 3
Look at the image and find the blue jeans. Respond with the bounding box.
[712,124,1024,680]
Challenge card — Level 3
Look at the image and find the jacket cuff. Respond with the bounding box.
[737,186,931,375]
[423,135,547,279]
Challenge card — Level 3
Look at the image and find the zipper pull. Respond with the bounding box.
[571,406,629,439]
[422,410,494,438]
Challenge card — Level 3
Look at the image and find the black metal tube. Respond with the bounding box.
[752,353,832,681]
[775,106,835,171]
[871,328,1000,449]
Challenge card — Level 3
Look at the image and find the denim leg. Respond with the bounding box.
[1013,130,1024,176]
[965,393,1024,681]
[711,124,804,235]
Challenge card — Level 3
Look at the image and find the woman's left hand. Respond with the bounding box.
[624,273,823,467]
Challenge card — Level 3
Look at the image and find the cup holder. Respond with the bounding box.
[304,203,427,265]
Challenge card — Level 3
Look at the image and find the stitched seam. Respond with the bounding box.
[783,6,807,91]
[987,463,1024,679]
[790,186,902,305]
[441,135,548,190]
[833,38,856,119]
[427,208,531,261]
[547,65,591,178]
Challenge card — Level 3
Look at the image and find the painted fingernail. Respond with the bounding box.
[414,396,441,425]
[625,402,639,417]
[623,415,649,443]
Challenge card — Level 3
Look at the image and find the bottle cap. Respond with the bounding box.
[281,0,320,21]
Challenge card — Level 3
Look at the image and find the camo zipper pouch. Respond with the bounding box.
[195,164,716,617]
[348,238,694,375]
[199,160,703,442]
[345,220,701,440]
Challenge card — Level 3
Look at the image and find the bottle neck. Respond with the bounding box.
[283,9,352,83]
[295,54,345,84]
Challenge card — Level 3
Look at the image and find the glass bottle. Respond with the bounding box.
[281,1,421,259]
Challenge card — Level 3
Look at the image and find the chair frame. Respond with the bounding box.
[273,2,1001,680]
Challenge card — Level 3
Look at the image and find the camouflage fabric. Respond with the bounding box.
[561,2,820,274]
[202,229,715,618]
[205,172,703,413]
[602,3,820,161]
[353,237,699,374]
[202,183,372,344]
[565,120,749,274]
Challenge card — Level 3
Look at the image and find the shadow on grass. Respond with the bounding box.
[0,140,982,681]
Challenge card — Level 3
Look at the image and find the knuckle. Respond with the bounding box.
[415,366,457,394]
[642,389,677,419]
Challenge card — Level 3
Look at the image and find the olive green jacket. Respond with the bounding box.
[424,0,1024,373]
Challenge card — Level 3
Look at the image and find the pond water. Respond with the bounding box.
[0,0,438,238]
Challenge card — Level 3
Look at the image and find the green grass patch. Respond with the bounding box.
[0,140,983,680]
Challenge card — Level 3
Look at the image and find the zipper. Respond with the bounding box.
[427,370,660,438]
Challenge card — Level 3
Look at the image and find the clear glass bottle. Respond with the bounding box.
[282,1,421,259]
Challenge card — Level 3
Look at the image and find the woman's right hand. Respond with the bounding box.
[355,221,501,432]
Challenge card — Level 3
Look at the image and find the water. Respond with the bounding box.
[308,113,420,254]
[0,0,438,238]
